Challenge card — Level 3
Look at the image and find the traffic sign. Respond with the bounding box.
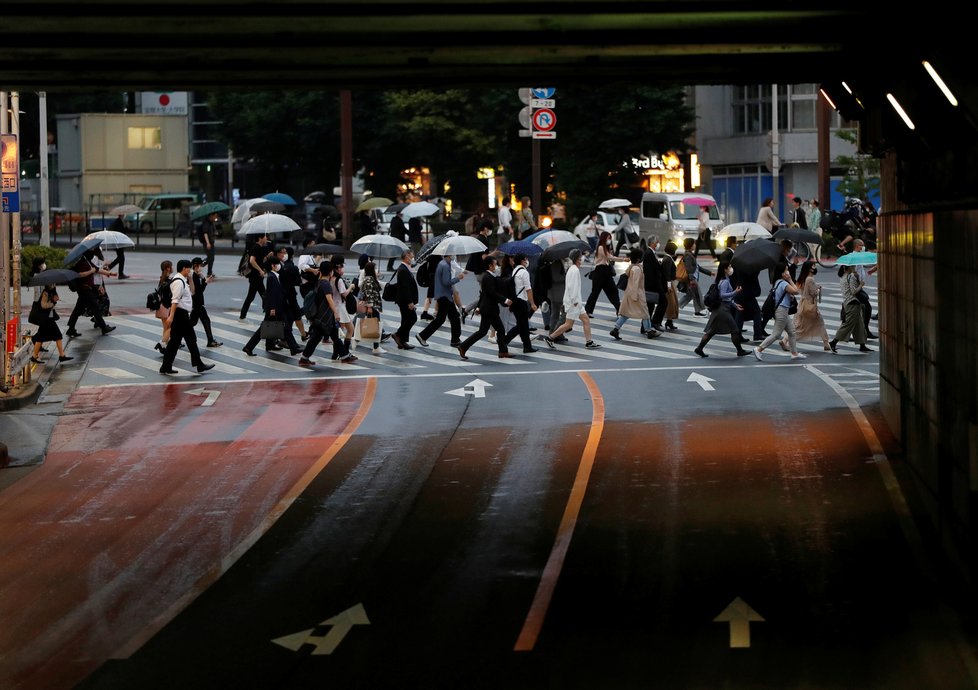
[531,108,556,132]
[532,132,556,139]
[531,87,556,99]
[530,98,555,108]
[1,134,19,213]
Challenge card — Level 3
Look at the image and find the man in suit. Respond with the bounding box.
[190,257,221,347]
[416,253,466,347]
[735,268,767,342]
[643,237,667,334]
[390,249,419,350]
[159,260,215,375]
[457,255,512,359]
[243,255,302,356]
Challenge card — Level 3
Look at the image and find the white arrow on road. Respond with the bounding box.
[687,372,716,391]
[713,597,764,648]
[185,387,221,407]
[445,378,493,399]
[271,603,370,655]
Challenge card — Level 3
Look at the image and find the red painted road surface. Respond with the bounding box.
[0,378,373,690]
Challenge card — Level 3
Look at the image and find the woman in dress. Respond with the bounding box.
[609,248,655,341]
[154,260,174,354]
[783,261,830,351]
[584,231,625,316]
[30,285,73,365]
[662,241,680,331]
[694,261,750,357]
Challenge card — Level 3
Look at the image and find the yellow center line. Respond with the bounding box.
[514,371,605,652]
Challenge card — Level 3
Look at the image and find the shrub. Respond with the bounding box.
[19,245,69,286]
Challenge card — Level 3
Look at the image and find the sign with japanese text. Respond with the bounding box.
[1,134,19,213]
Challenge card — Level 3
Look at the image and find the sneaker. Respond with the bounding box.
[488,334,497,344]
[790,353,808,360]
[543,336,556,350]
[207,341,223,348]
[381,332,392,342]
[374,347,387,355]
[415,334,428,347]
[585,341,601,349]
[609,328,622,341]
[555,335,569,344]
[646,330,661,339]
[752,347,763,361]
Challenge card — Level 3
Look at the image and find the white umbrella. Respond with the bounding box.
[401,201,440,220]
[530,230,582,248]
[84,229,135,250]
[719,222,771,242]
[432,234,490,256]
[238,213,300,236]
[107,204,144,216]
[351,233,409,258]
[231,198,268,227]
[598,198,632,210]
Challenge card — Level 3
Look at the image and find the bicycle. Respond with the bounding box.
[794,238,838,269]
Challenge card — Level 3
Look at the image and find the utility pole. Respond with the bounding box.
[532,139,541,219]
[11,92,22,340]
[1,91,8,389]
[340,90,353,250]
[817,91,832,211]
[771,84,780,218]
[39,91,50,246]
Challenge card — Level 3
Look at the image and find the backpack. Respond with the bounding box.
[416,261,430,288]
[159,277,177,307]
[703,282,721,310]
[237,249,251,277]
[675,257,689,282]
[146,290,161,311]
[302,289,319,319]
[498,274,517,302]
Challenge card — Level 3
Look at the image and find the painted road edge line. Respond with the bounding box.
[111,377,378,660]
[514,371,605,652]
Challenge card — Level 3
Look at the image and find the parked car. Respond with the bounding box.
[126,193,200,234]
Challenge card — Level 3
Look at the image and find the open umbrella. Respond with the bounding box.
[299,243,345,256]
[107,204,144,216]
[249,200,286,215]
[684,197,717,207]
[64,237,104,266]
[415,230,457,263]
[262,192,298,206]
[28,268,80,287]
[238,214,300,236]
[598,198,632,210]
[191,201,231,220]
[84,229,134,250]
[355,197,394,212]
[730,238,783,275]
[231,199,266,226]
[401,201,440,220]
[835,251,878,266]
[719,222,770,242]
[540,239,591,263]
[529,230,581,248]
[386,202,408,215]
[351,233,408,258]
[433,234,490,256]
[496,240,543,257]
[773,226,822,244]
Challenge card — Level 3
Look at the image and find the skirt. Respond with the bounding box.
[704,304,738,335]
[32,318,63,343]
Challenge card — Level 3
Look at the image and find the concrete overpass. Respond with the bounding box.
[4,0,978,578]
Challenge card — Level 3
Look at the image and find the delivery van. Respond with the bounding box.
[638,192,723,248]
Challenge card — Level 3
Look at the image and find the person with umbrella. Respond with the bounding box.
[497,197,514,245]
[407,214,424,254]
[543,249,601,350]
[197,212,220,278]
[457,255,512,360]
[695,205,718,259]
[28,280,73,366]
[239,234,272,319]
[612,206,635,255]
[829,263,873,354]
[415,253,467,348]
[104,214,130,279]
[387,210,408,271]
[159,260,216,375]
[461,220,495,323]
[65,248,115,338]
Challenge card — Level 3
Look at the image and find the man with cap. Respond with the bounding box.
[190,257,221,347]
[543,249,601,350]
[160,259,215,375]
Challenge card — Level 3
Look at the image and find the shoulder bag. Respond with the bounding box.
[28,299,47,326]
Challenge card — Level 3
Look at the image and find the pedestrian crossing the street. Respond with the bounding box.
[78,282,879,385]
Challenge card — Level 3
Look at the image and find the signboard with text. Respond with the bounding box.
[1,134,19,213]
[139,92,189,115]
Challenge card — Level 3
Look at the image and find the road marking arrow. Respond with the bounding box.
[445,378,493,399]
[713,597,764,648]
[272,603,370,655]
[687,372,716,391]
[185,387,221,407]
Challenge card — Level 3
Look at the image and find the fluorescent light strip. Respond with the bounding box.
[819,88,837,110]
[922,61,958,106]
[842,81,853,95]
[886,93,916,130]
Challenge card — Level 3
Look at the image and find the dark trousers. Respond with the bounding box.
[67,287,106,330]
[106,249,125,275]
[161,308,203,370]
[302,318,344,359]
[245,315,299,352]
[420,296,461,343]
[584,264,620,315]
[650,292,667,326]
[696,231,717,258]
[203,244,216,276]
[736,297,765,339]
[190,306,215,343]
[460,311,508,354]
[504,300,534,351]
[240,273,265,318]
[396,302,417,342]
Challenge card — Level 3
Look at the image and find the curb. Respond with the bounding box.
[0,380,44,412]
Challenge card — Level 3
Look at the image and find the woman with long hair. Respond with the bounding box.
[694,261,749,357]
[584,230,625,316]
[154,260,174,354]
[784,261,830,351]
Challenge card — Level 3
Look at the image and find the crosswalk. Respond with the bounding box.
[79,282,879,384]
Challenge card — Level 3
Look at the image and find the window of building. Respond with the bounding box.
[127,127,161,150]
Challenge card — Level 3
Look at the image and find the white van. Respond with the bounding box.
[639,192,723,248]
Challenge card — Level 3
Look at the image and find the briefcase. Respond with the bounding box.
[259,319,285,341]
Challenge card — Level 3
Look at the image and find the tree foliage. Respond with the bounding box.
[833,128,880,200]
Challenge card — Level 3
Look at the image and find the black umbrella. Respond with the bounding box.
[773,227,822,244]
[540,239,591,263]
[28,268,80,287]
[298,243,344,256]
[64,237,104,266]
[414,232,456,263]
[386,202,408,214]
[731,238,784,274]
[250,200,286,214]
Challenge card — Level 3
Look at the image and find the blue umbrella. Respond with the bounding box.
[64,237,104,266]
[262,192,298,206]
[836,251,877,266]
[497,240,542,257]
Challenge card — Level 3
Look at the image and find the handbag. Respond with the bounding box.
[28,299,46,326]
[360,315,381,340]
[259,319,285,340]
[616,272,629,291]
[644,290,660,305]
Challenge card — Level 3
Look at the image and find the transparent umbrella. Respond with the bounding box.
[238,214,300,236]
[84,230,134,250]
[350,233,409,258]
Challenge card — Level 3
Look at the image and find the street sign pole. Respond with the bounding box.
[532,138,541,223]
[11,92,22,349]
[0,91,8,389]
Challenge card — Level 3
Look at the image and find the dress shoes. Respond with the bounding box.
[458,347,469,361]
[65,329,81,337]
[196,363,215,373]
[498,352,514,358]
[159,368,178,375]
[523,347,539,353]
[866,332,879,339]
[391,333,405,349]
[154,342,165,354]
[59,355,74,362]
[298,357,315,366]
[242,347,256,356]
[101,326,116,335]
[207,341,223,348]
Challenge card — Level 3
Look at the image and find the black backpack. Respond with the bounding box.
[704,282,721,311]
[159,277,177,307]
[416,261,430,288]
